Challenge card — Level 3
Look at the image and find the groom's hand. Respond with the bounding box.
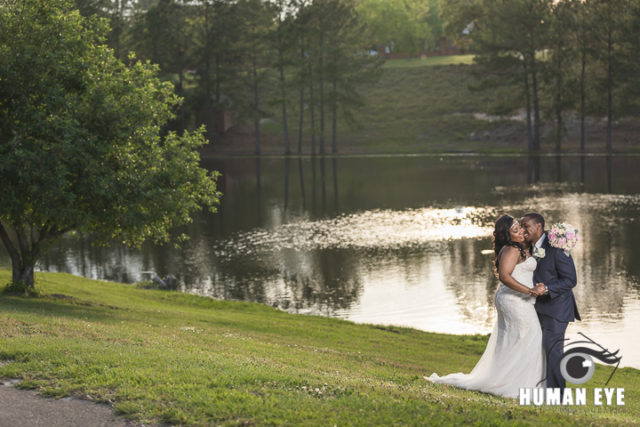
[531,283,546,296]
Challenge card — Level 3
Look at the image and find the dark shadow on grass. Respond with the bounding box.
[0,295,122,323]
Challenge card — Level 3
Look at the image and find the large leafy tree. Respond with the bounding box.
[0,0,221,291]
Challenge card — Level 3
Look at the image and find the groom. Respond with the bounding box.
[521,213,581,393]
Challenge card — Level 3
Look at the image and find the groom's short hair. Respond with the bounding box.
[523,212,545,229]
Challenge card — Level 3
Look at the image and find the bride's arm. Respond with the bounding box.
[498,247,536,295]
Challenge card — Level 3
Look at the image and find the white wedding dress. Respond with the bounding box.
[426,256,546,398]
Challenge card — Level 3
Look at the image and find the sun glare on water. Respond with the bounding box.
[215,207,495,257]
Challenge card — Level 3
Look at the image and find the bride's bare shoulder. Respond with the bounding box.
[498,245,519,256]
[498,245,521,263]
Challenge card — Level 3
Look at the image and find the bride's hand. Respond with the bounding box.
[528,287,542,296]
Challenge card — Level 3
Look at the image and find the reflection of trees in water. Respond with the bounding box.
[571,211,638,319]
[441,238,498,328]
[188,248,363,313]
[543,194,638,319]
[278,248,362,313]
[37,233,141,283]
[620,220,640,290]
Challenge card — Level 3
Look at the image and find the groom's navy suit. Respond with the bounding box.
[533,234,582,389]
[533,234,581,391]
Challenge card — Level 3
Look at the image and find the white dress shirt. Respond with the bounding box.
[534,233,546,254]
[534,233,548,295]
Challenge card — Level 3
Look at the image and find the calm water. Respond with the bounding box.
[2,154,640,369]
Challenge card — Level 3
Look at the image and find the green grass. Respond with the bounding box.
[382,54,476,69]
[216,53,639,156]
[228,55,527,155]
[1,269,638,426]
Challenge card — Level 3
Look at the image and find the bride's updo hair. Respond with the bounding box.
[493,214,526,272]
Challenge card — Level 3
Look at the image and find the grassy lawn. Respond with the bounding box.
[215,55,528,156]
[1,269,638,425]
[381,54,476,69]
[209,53,638,156]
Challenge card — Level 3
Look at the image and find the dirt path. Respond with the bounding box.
[0,379,150,427]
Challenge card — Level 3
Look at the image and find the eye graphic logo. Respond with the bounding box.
[555,333,622,385]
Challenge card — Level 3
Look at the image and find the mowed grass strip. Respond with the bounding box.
[381,55,476,69]
[0,269,638,425]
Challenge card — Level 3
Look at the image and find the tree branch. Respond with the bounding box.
[0,221,20,263]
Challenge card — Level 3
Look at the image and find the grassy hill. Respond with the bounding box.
[1,270,638,425]
[206,55,640,156]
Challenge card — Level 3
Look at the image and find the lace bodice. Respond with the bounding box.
[497,256,537,300]
[511,256,536,287]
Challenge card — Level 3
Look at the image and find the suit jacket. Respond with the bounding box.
[533,234,581,322]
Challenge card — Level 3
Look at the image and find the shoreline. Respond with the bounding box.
[198,150,640,159]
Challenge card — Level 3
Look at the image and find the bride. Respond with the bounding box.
[425,215,546,398]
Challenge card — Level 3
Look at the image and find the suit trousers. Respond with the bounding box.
[537,312,569,391]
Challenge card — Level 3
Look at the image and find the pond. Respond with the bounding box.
[2,154,639,369]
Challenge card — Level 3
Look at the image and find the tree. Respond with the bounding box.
[590,0,633,151]
[233,0,275,155]
[192,0,241,141]
[324,0,382,153]
[272,0,295,155]
[443,0,551,151]
[291,0,310,154]
[129,0,197,133]
[356,0,434,55]
[73,0,135,60]
[545,0,578,151]
[0,0,221,291]
[575,0,596,151]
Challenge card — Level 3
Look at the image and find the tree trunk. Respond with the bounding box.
[12,262,35,288]
[278,43,290,155]
[112,0,122,59]
[309,53,316,155]
[580,48,586,152]
[252,50,261,155]
[203,1,214,142]
[0,222,37,290]
[606,25,613,152]
[523,58,533,151]
[298,38,305,154]
[331,42,338,154]
[530,52,541,151]
[319,31,325,155]
[214,52,222,139]
[554,53,563,152]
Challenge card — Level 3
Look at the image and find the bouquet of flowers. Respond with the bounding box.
[548,223,579,256]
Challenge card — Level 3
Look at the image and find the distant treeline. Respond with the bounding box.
[442,0,640,151]
[74,0,407,154]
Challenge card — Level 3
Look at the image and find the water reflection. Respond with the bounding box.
[2,154,640,368]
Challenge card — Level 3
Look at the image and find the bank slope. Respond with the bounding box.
[0,270,638,425]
